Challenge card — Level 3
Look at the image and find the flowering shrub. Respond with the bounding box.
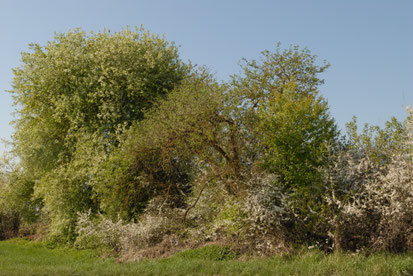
[325,108,413,252]
[75,211,169,255]
[330,155,413,252]
[183,177,238,242]
[240,172,290,254]
[183,170,290,255]
[75,211,124,254]
[372,156,413,251]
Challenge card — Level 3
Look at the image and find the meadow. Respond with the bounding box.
[1,239,412,276]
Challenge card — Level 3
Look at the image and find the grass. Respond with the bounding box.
[0,239,413,275]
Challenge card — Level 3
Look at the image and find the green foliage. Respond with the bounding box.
[345,116,407,165]
[231,46,338,247]
[231,44,338,194]
[258,85,337,192]
[11,27,187,174]
[76,44,339,249]
[256,89,336,246]
[96,69,248,219]
[0,153,41,240]
[8,27,189,240]
[214,197,246,236]
[232,44,330,103]
[0,167,40,224]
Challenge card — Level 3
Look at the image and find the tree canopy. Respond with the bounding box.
[8,27,189,240]
[10,27,188,172]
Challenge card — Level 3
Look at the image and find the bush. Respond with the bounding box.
[240,172,290,255]
[0,212,20,240]
[183,169,290,255]
[75,211,170,255]
[325,108,413,252]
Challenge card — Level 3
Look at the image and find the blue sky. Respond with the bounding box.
[1,0,412,154]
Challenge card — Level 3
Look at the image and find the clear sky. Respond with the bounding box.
[1,0,412,154]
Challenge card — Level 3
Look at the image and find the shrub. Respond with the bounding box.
[325,108,413,252]
[371,155,413,251]
[75,211,170,255]
[184,169,290,255]
[335,155,413,252]
[241,172,290,255]
[0,212,20,240]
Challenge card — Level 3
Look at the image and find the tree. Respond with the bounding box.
[95,69,244,219]
[10,27,188,171]
[231,45,337,190]
[231,44,330,105]
[8,36,341,247]
[101,46,339,247]
[8,27,189,241]
[257,84,337,192]
[231,45,338,245]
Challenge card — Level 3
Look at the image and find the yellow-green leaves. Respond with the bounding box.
[258,87,337,191]
[9,27,188,241]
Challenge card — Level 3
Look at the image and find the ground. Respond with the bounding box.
[0,239,412,276]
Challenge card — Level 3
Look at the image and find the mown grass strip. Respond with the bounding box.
[0,239,412,275]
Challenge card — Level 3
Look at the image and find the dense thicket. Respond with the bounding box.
[1,28,412,256]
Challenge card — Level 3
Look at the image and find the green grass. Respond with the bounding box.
[1,239,413,275]
[175,244,238,261]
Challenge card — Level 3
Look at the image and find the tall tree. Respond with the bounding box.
[8,27,189,240]
[232,45,338,244]
[232,45,337,190]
